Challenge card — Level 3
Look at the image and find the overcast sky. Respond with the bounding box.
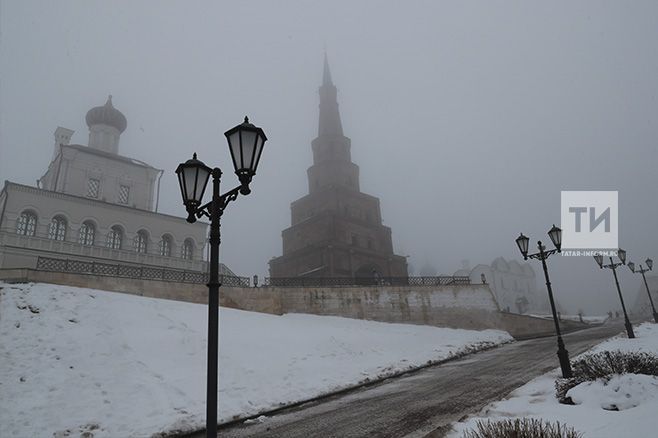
[1,1,657,313]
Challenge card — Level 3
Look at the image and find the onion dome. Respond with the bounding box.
[85,95,127,133]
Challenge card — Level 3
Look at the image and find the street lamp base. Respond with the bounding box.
[625,320,636,339]
[557,345,573,379]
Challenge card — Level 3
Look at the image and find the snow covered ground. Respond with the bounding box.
[0,282,512,438]
[449,323,658,437]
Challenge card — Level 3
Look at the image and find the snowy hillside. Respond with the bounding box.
[0,283,512,437]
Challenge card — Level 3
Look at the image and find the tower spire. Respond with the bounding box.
[318,54,343,137]
[323,51,333,86]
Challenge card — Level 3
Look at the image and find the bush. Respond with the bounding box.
[462,418,582,438]
[556,350,658,402]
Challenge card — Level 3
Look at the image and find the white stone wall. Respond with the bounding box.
[40,145,160,211]
[0,182,207,270]
[459,258,546,314]
[280,284,503,331]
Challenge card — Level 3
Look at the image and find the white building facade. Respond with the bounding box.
[455,257,547,314]
[0,96,213,276]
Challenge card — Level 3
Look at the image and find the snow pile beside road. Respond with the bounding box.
[450,323,658,437]
[587,322,658,354]
[567,373,658,411]
[0,282,512,438]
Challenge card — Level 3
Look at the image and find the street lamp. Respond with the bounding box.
[593,249,635,339]
[628,258,657,323]
[515,225,572,378]
[176,116,267,438]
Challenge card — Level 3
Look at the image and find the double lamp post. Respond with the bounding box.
[515,225,572,378]
[627,258,656,323]
[175,117,267,438]
[594,250,635,339]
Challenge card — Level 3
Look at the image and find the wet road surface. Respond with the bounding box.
[196,323,624,438]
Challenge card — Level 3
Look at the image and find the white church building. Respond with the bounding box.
[0,96,217,279]
[455,257,547,314]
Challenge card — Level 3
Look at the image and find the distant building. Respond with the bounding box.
[0,96,234,276]
[455,257,546,313]
[269,57,408,279]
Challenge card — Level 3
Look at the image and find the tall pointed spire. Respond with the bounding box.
[323,51,333,86]
[318,53,343,137]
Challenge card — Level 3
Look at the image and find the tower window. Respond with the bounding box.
[16,211,37,236]
[134,230,148,253]
[48,216,67,241]
[79,221,96,246]
[87,178,100,198]
[106,225,123,250]
[118,185,130,205]
[351,234,358,246]
[181,239,194,260]
[159,235,172,257]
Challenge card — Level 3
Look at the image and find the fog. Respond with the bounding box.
[1,1,657,314]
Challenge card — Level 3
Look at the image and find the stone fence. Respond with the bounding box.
[0,268,587,339]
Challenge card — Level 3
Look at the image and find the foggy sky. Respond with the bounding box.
[1,1,657,314]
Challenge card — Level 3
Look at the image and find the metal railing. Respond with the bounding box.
[35,256,250,287]
[263,275,471,288]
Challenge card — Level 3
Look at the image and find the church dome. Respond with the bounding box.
[85,95,127,133]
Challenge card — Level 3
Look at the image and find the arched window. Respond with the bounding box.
[48,216,67,241]
[79,221,96,246]
[159,235,172,257]
[16,211,37,236]
[134,230,148,254]
[106,225,123,250]
[181,238,194,260]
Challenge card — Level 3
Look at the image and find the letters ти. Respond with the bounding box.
[568,207,610,233]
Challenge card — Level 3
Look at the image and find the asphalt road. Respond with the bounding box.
[201,323,625,438]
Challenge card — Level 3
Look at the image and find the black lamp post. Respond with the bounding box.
[628,258,657,323]
[515,225,572,378]
[176,117,267,438]
[594,249,635,339]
